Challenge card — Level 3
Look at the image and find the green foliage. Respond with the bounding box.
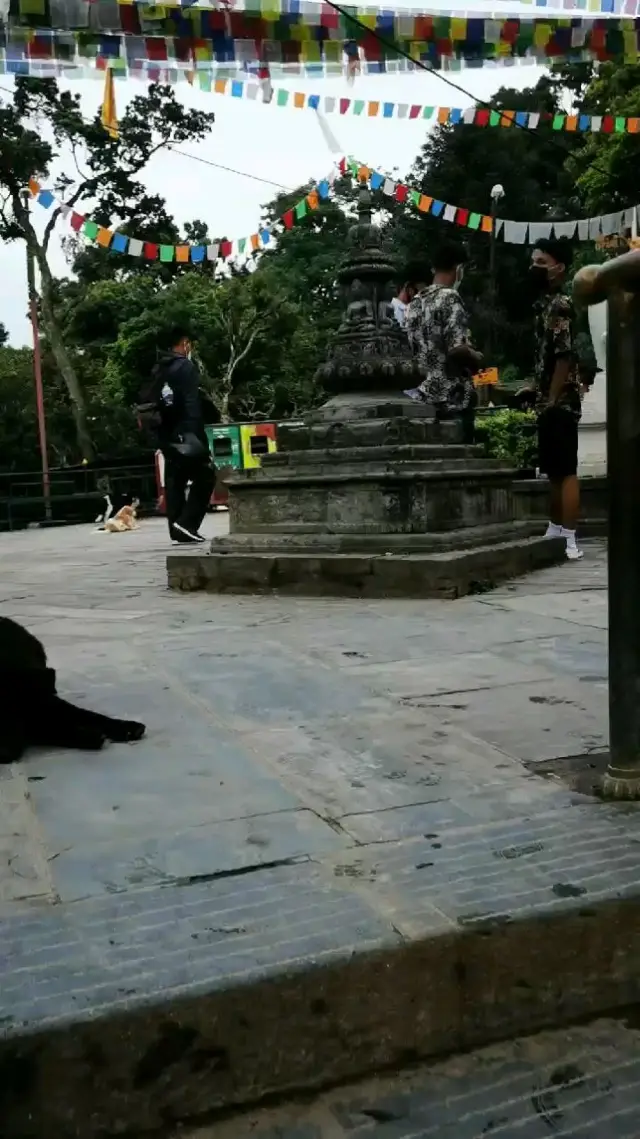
[475,410,538,471]
[2,61,637,472]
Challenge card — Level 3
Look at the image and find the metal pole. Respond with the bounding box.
[23,193,52,521]
[574,251,640,799]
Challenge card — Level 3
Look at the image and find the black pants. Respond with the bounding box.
[537,407,578,480]
[164,451,215,536]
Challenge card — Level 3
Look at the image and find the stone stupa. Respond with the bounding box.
[168,184,563,597]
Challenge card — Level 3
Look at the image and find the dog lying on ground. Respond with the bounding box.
[103,502,140,533]
[95,495,140,533]
[0,616,146,763]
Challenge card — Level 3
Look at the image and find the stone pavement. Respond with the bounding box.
[175,1015,640,1139]
[1,519,639,1138]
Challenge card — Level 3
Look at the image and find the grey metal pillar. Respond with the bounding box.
[574,251,640,798]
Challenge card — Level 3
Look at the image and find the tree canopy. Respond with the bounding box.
[0,60,636,473]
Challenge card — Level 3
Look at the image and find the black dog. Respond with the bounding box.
[0,617,146,763]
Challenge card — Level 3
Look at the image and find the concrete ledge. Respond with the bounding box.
[167,536,565,599]
[514,475,607,536]
[3,833,640,1139]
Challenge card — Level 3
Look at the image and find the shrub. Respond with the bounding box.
[475,409,537,471]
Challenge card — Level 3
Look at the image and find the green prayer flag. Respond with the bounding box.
[615,117,626,133]
[468,213,481,230]
[83,220,98,240]
[410,190,421,206]
[353,100,365,115]
[238,238,246,254]
[422,106,435,119]
[295,199,308,220]
[552,114,564,130]
[276,89,289,106]
[159,245,174,262]
[489,110,500,127]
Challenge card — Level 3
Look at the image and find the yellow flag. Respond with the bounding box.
[101,69,118,140]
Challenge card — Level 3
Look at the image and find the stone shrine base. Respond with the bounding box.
[167,526,564,598]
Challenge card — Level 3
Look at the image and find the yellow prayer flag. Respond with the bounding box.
[101,68,118,140]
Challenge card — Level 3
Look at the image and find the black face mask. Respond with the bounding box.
[529,264,549,292]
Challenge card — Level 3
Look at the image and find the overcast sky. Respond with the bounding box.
[1,19,552,345]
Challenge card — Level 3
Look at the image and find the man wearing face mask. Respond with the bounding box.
[529,238,583,561]
[405,244,482,443]
[139,322,215,544]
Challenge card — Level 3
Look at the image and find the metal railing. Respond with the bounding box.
[0,460,158,532]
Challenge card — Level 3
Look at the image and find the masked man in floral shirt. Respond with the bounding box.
[405,244,483,443]
[529,238,583,561]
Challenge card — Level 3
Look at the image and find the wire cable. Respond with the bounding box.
[324,0,622,181]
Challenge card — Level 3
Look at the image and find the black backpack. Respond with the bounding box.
[135,367,165,437]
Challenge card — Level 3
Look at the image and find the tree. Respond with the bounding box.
[0,78,214,459]
[560,61,640,213]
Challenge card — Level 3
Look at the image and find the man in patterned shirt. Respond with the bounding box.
[529,238,583,561]
[405,244,482,443]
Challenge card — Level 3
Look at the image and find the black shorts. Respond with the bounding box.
[537,406,578,480]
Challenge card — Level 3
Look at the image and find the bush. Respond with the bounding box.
[475,409,537,471]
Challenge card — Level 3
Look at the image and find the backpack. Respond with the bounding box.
[135,367,167,437]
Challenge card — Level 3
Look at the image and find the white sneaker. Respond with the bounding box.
[544,522,563,539]
[565,544,584,561]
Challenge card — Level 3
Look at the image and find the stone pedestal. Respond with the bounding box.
[167,400,564,597]
[167,185,564,598]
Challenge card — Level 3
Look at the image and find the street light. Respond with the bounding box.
[487,184,505,363]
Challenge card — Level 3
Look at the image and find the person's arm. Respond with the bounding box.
[546,295,573,405]
[442,293,483,367]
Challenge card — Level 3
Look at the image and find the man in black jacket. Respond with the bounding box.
[152,324,215,544]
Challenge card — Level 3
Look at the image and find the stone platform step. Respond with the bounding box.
[4,800,640,1139]
[170,1016,640,1139]
[167,534,565,598]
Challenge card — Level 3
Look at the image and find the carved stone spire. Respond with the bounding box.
[314,182,425,395]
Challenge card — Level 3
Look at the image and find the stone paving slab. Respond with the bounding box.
[175,1016,640,1139]
[1,521,639,1138]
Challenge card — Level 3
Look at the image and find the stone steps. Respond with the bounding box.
[164,1016,640,1139]
[4,799,640,1139]
[168,534,565,598]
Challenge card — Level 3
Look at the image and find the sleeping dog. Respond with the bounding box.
[0,616,146,763]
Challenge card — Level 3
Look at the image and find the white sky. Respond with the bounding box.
[1,18,552,344]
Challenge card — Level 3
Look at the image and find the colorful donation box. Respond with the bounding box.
[206,425,243,507]
[239,423,277,469]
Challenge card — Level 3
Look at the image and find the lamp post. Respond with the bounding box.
[487,183,505,364]
[574,251,640,799]
[23,192,51,521]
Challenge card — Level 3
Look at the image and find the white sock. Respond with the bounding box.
[545,521,563,537]
[561,527,578,548]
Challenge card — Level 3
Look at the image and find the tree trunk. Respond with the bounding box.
[218,373,232,424]
[34,249,94,462]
